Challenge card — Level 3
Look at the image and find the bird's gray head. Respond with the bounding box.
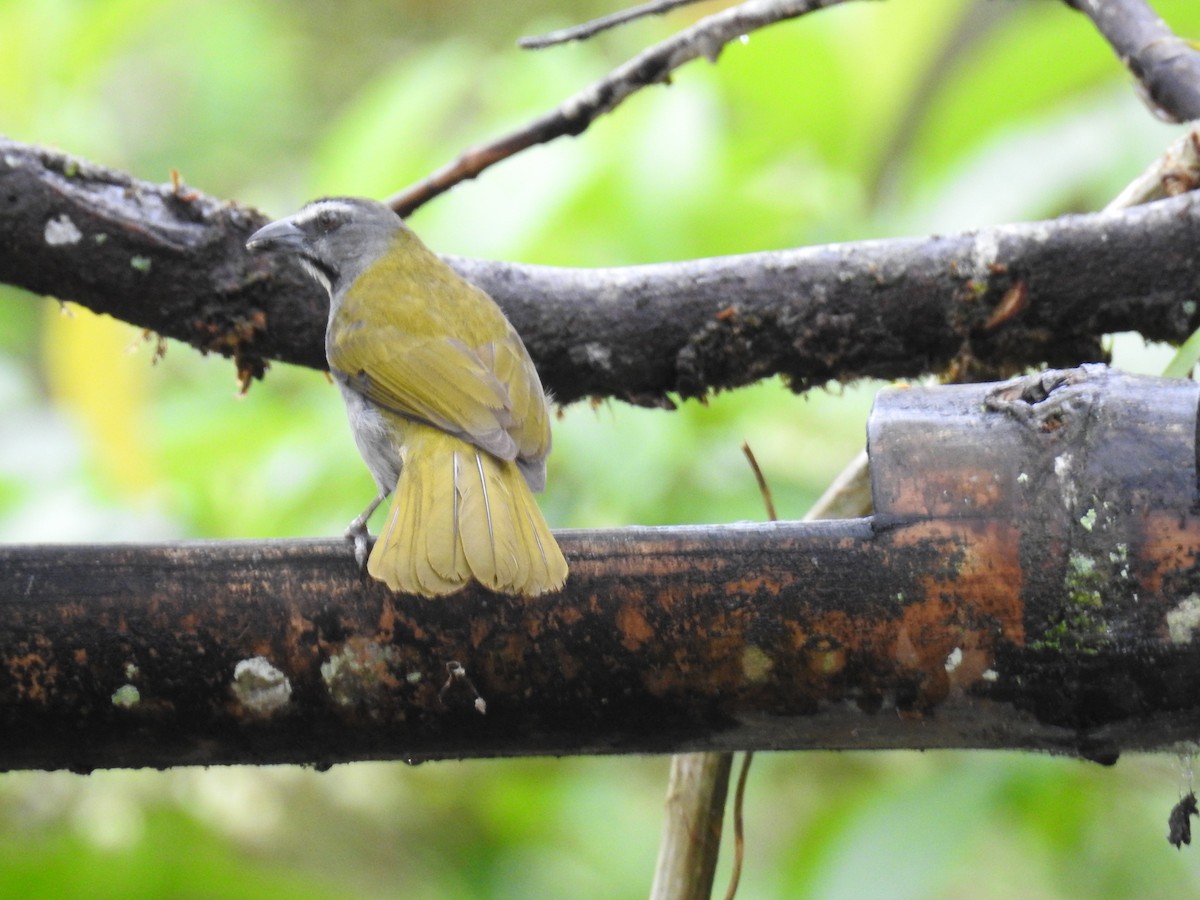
[245,197,404,296]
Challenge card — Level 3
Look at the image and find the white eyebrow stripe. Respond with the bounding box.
[292,199,357,226]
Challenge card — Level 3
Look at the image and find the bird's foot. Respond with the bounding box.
[344,519,372,574]
[344,491,387,576]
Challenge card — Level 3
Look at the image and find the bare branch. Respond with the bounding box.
[1106,122,1200,209]
[5,137,1200,407]
[386,0,862,216]
[0,139,314,388]
[724,752,753,900]
[519,0,707,49]
[1069,0,1200,122]
[650,753,732,900]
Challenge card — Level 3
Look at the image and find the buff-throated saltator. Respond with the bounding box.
[246,197,568,597]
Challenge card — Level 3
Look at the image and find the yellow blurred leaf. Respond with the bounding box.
[42,302,160,496]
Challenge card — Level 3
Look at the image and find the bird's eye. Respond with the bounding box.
[316,209,341,232]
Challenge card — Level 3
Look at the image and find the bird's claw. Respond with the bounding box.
[345,521,372,574]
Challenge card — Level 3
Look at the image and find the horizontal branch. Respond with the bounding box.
[3,366,1200,770]
[4,139,1200,406]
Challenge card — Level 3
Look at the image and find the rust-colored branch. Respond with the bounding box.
[3,366,1200,771]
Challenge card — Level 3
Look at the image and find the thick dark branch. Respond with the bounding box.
[5,137,1200,406]
[0,140,319,386]
[1070,0,1200,121]
[386,0,861,216]
[2,366,1200,770]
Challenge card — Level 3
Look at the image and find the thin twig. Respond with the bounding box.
[1105,123,1200,211]
[723,750,754,900]
[740,441,778,522]
[650,752,734,900]
[519,0,709,49]
[806,448,872,520]
[387,0,860,216]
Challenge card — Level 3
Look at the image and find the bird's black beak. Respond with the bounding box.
[245,217,306,253]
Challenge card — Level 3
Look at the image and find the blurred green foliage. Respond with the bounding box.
[2,0,1200,896]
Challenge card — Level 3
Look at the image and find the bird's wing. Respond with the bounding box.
[329,321,548,463]
[475,327,552,463]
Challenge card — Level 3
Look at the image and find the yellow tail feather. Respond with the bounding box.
[368,427,568,597]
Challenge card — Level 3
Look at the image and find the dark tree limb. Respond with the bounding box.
[1068,0,1200,122]
[5,138,1200,407]
[0,140,316,388]
[3,366,1200,771]
[385,0,863,216]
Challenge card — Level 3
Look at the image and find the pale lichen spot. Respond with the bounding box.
[1167,594,1200,644]
[111,684,140,708]
[944,647,963,673]
[321,639,400,707]
[1109,543,1131,581]
[44,214,82,246]
[1079,508,1097,531]
[1070,552,1096,577]
[981,668,999,682]
[232,656,292,715]
[969,231,1000,280]
[1054,453,1077,509]
[130,255,152,274]
[577,342,612,372]
[741,645,774,683]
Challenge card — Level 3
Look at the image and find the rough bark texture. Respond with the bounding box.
[2,366,1200,771]
[5,138,1200,407]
